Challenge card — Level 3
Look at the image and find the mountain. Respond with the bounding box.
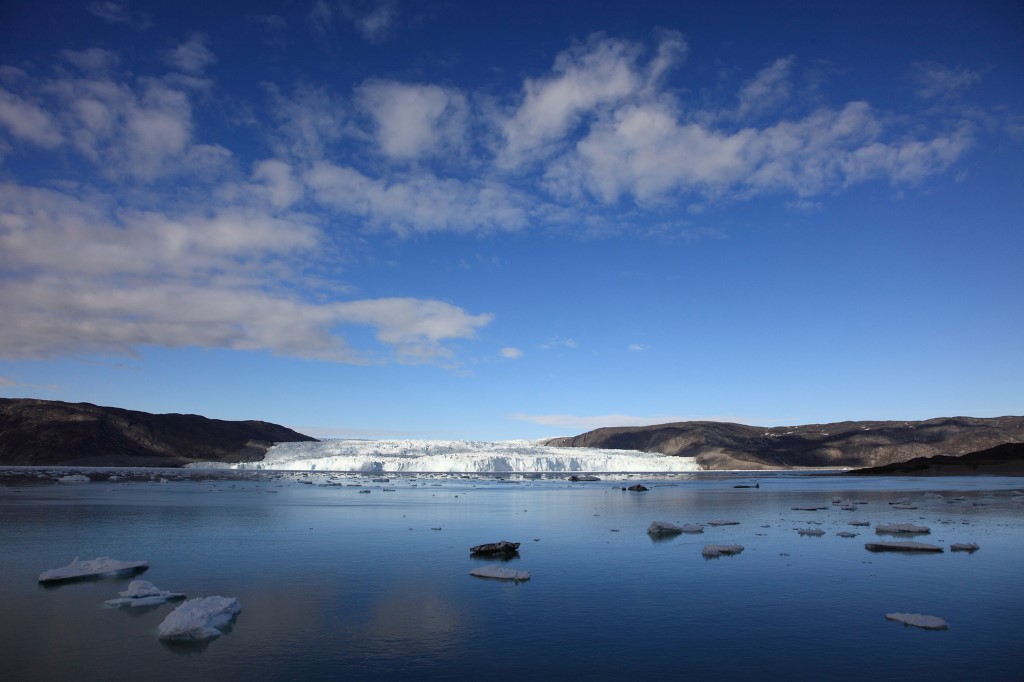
[543,416,1024,470]
[0,398,317,467]
[848,442,1024,475]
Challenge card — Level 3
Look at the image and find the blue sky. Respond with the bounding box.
[1,0,1022,440]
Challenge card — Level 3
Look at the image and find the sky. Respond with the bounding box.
[1,0,1022,441]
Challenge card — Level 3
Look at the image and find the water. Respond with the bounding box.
[2,471,1022,680]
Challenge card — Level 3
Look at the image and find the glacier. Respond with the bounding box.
[193,439,701,474]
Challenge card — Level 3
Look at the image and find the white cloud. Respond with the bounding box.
[0,376,17,388]
[501,347,523,359]
[736,56,794,120]
[497,32,686,168]
[0,182,492,364]
[628,344,647,352]
[264,82,349,161]
[88,0,131,24]
[910,62,981,99]
[539,337,578,350]
[342,0,398,43]
[164,35,217,75]
[357,80,468,161]
[61,48,121,75]
[0,88,64,148]
[305,161,529,234]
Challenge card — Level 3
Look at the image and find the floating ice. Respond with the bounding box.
[791,506,828,511]
[885,612,949,630]
[875,524,930,534]
[190,439,701,474]
[38,557,149,583]
[469,565,531,581]
[797,528,825,536]
[57,474,90,484]
[701,544,744,558]
[849,520,870,526]
[647,521,703,536]
[951,543,980,552]
[836,531,858,538]
[157,596,241,641]
[707,519,739,526]
[865,541,943,553]
[104,580,185,608]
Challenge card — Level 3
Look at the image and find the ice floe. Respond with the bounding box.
[951,543,980,552]
[836,531,858,538]
[157,596,241,641]
[875,524,930,534]
[701,544,744,558]
[849,520,870,526]
[104,580,185,608]
[647,521,703,536]
[57,474,91,484]
[791,506,828,511]
[38,557,149,583]
[884,612,949,630]
[469,565,531,581]
[797,528,825,536]
[865,541,943,553]
[707,519,739,526]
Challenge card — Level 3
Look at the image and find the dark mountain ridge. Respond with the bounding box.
[543,416,1024,470]
[0,398,317,467]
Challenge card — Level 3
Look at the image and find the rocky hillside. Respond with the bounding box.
[0,398,317,467]
[543,416,1024,470]
[848,442,1024,475]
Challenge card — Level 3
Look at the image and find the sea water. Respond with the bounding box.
[1,471,1022,680]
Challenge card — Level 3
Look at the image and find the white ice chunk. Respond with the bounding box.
[797,528,825,536]
[701,544,744,557]
[469,565,531,581]
[707,519,739,526]
[157,596,241,641]
[885,612,949,630]
[38,557,149,583]
[57,474,91,484]
[647,521,703,536]
[104,580,185,608]
[836,531,859,538]
[950,543,979,552]
[875,524,930,534]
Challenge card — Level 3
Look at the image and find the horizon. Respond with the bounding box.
[1,1,1022,440]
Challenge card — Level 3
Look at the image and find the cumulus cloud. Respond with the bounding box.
[0,88,64,148]
[501,347,523,359]
[357,80,468,161]
[164,35,217,75]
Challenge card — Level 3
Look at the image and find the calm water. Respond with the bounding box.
[2,472,1022,681]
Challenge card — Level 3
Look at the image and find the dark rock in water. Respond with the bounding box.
[0,398,317,467]
[733,483,759,488]
[626,484,649,492]
[470,541,520,557]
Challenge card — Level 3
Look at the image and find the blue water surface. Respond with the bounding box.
[1,472,1022,681]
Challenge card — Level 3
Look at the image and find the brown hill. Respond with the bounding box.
[0,398,317,467]
[848,442,1024,475]
[543,416,1024,470]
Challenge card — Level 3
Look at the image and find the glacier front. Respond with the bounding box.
[194,439,701,474]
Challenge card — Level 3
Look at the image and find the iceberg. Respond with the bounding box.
[57,474,91,484]
[157,596,241,641]
[104,580,185,608]
[39,557,149,583]
[951,543,980,552]
[647,521,703,536]
[190,439,701,474]
[707,519,739,526]
[884,612,949,630]
[875,524,930,534]
[469,565,531,581]
[797,528,825,536]
[701,544,744,558]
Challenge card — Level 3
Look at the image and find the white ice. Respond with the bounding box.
[707,519,739,526]
[951,543,980,552]
[57,474,91,484]
[797,528,825,536]
[157,596,241,641]
[469,565,531,581]
[104,580,185,608]
[875,524,930,534]
[701,544,744,557]
[647,521,703,535]
[38,557,149,583]
[885,612,949,630]
[865,541,943,552]
[190,439,702,474]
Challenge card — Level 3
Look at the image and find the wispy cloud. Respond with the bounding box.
[500,347,523,359]
[910,62,981,100]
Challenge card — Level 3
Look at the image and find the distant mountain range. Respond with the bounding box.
[0,398,316,467]
[543,416,1024,470]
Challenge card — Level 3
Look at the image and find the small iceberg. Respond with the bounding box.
[647,521,703,536]
[39,557,149,583]
[951,543,980,552]
[701,544,744,558]
[470,541,520,557]
[707,519,739,526]
[57,474,91,484]
[849,520,871,526]
[836,531,859,538]
[797,528,825,536]
[885,612,949,630]
[157,596,241,641]
[469,565,531,581]
[875,524,930,534]
[791,506,828,511]
[865,541,943,553]
[104,580,185,608]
